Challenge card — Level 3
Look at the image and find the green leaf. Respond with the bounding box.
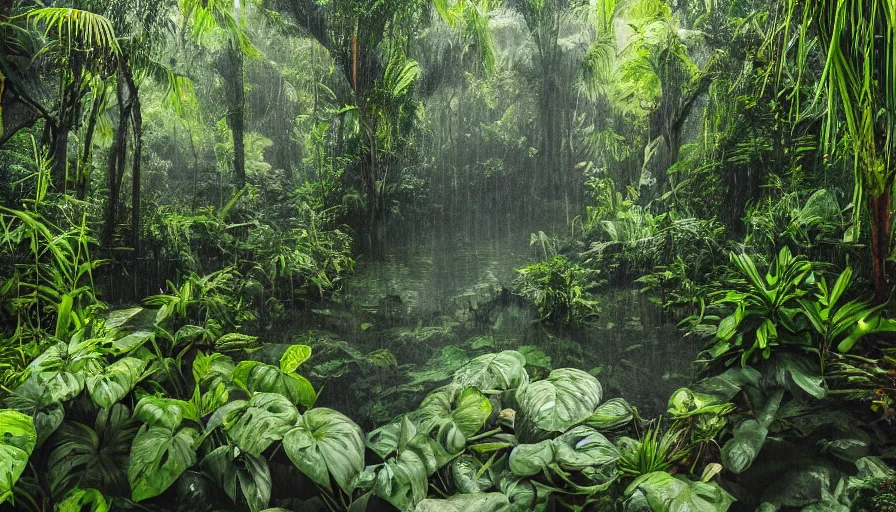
[105,307,146,329]
[373,433,454,509]
[450,455,491,493]
[86,357,146,409]
[202,446,271,512]
[6,377,65,447]
[48,405,136,496]
[128,425,199,502]
[0,410,37,505]
[551,425,620,477]
[57,488,109,512]
[509,440,554,477]
[280,344,312,373]
[518,345,551,369]
[759,465,843,509]
[414,492,511,511]
[112,331,154,355]
[284,408,365,495]
[453,351,529,391]
[720,419,767,474]
[232,361,316,408]
[174,325,207,346]
[515,368,603,442]
[192,352,234,391]
[417,384,492,447]
[225,393,298,456]
[625,471,734,512]
[134,396,197,429]
[585,398,634,429]
[779,354,825,399]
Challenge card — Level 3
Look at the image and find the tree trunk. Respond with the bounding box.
[77,83,108,199]
[104,64,134,247]
[225,43,246,189]
[869,193,891,304]
[129,76,142,300]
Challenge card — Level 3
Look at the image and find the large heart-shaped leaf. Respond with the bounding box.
[414,492,511,511]
[417,384,492,451]
[6,377,65,447]
[111,331,154,355]
[373,433,454,510]
[134,396,198,429]
[552,425,620,476]
[48,404,137,496]
[625,472,734,512]
[284,408,364,494]
[509,440,554,477]
[280,344,312,373]
[453,351,528,391]
[193,352,234,391]
[226,393,298,456]
[128,424,199,502]
[0,409,37,505]
[232,361,316,407]
[87,357,146,409]
[515,368,603,442]
[585,398,634,429]
[202,446,272,512]
[367,415,417,460]
[41,371,84,403]
[450,455,491,493]
[720,419,767,474]
[57,487,109,512]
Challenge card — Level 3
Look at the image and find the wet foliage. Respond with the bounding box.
[3,0,896,511]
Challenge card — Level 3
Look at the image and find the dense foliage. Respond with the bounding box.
[3,0,896,511]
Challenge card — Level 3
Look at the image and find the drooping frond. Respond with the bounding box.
[24,8,121,55]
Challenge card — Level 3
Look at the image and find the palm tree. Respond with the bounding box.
[780,0,896,302]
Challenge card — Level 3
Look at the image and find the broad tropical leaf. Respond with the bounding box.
[515,368,603,441]
[284,408,365,494]
[280,344,312,373]
[453,351,528,391]
[128,425,199,502]
[86,357,146,409]
[0,410,37,505]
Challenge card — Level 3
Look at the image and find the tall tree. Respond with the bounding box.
[781,0,896,302]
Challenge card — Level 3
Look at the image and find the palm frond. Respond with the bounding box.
[24,8,121,55]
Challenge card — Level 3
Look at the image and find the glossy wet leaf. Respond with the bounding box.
[720,419,767,474]
[128,425,199,502]
[86,357,146,409]
[453,350,528,391]
[6,377,65,447]
[552,425,620,473]
[57,487,109,512]
[284,407,365,494]
[625,471,734,511]
[585,397,634,429]
[279,344,312,373]
[515,368,603,441]
[450,455,491,493]
[0,409,37,505]
[417,383,492,449]
[232,361,316,408]
[509,440,554,477]
[414,492,511,511]
[134,396,197,429]
[226,393,298,456]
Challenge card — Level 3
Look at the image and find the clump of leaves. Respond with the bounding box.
[515,255,602,326]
